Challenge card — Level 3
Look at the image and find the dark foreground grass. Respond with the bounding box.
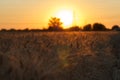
[0,31,120,80]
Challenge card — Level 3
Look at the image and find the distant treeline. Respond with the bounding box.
[1,17,120,32]
[1,23,120,32]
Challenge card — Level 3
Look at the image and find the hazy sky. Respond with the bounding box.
[0,0,120,29]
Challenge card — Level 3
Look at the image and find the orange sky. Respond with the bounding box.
[0,0,120,29]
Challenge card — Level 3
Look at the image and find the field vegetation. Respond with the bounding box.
[0,32,120,80]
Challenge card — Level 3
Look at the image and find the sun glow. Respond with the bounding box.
[56,10,73,28]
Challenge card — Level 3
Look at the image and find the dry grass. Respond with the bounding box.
[0,31,120,80]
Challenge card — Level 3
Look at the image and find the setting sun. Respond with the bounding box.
[56,10,73,28]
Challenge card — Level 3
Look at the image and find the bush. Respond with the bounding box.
[93,23,106,31]
[83,24,92,31]
[112,25,120,31]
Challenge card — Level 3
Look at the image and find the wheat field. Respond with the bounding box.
[0,31,120,80]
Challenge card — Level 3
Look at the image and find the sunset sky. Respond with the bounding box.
[0,0,120,29]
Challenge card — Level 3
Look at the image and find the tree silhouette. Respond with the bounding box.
[9,28,16,32]
[1,29,7,32]
[48,17,63,31]
[112,25,120,31]
[68,26,81,31]
[93,23,106,31]
[83,24,92,31]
